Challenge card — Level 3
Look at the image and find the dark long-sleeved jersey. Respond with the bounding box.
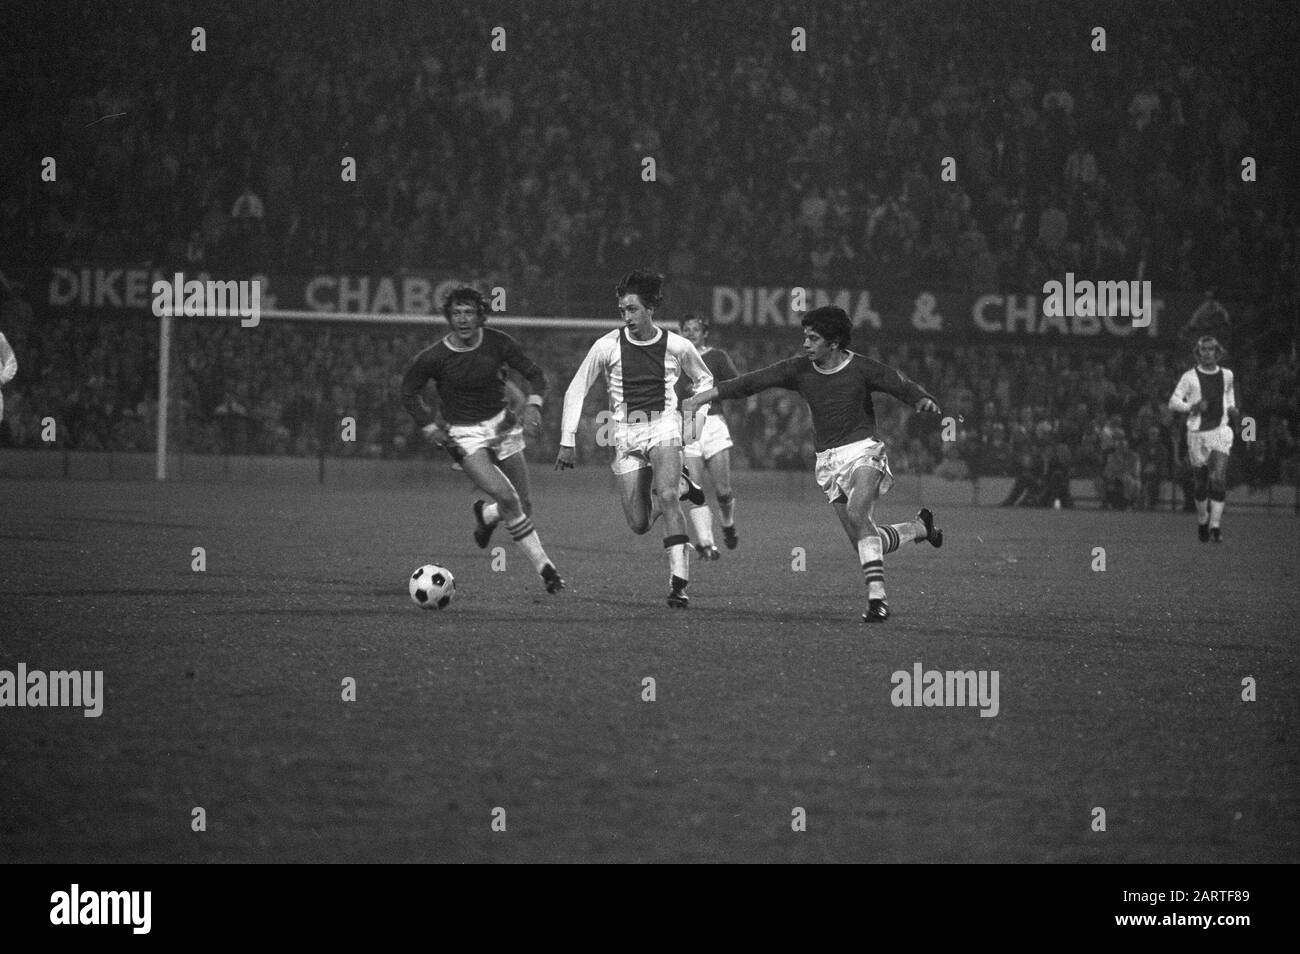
[714,352,934,452]
[673,346,738,416]
[401,327,548,427]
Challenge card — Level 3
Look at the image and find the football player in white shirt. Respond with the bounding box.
[1168,335,1239,542]
[556,271,713,607]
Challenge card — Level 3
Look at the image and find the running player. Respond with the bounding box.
[683,306,944,622]
[1168,335,1239,543]
[674,314,740,559]
[555,271,712,607]
[401,286,564,592]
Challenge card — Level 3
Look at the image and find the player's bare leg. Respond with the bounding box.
[650,443,692,607]
[845,466,890,621]
[618,465,656,534]
[496,451,533,517]
[1207,450,1228,542]
[831,497,860,549]
[835,471,940,562]
[684,454,719,560]
[476,450,535,545]
[706,449,738,549]
[461,449,563,592]
[843,465,941,622]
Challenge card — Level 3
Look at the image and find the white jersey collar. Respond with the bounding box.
[812,352,853,375]
[622,325,664,347]
[443,330,484,353]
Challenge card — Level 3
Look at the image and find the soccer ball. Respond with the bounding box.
[409,564,455,610]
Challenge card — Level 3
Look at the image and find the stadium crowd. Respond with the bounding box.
[2,2,1297,503]
[4,2,1298,305]
[2,309,1296,507]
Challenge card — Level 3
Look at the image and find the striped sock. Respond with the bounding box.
[857,535,885,600]
[506,516,550,572]
[880,525,902,554]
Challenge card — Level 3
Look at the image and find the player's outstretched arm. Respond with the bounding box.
[681,385,719,415]
[914,396,942,414]
[400,350,441,427]
[1168,370,1200,413]
[860,355,940,413]
[674,336,715,430]
[1224,368,1241,426]
[688,357,801,415]
[500,332,549,436]
[556,337,606,470]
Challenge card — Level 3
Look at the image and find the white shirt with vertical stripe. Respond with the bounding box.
[560,326,713,447]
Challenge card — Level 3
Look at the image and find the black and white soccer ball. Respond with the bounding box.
[409,564,456,610]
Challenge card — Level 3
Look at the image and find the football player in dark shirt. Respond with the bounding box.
[401,286,564,593]
[675,314,740,559]
[683,306,944,622]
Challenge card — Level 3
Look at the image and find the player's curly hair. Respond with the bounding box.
[802,306,853,351]
[1194,334,1227,362]
[616,270,664,309]
[678,312,709,335]
[441,285,489,322]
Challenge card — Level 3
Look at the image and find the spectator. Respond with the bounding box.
[1098,436,1142,510]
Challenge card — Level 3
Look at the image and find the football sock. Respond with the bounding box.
[885,522,923,553]
[482,501,501,525]
[1193,466,1210,500]
[858,535,886,600]
[1195,498,1209,525]
[506,516,550,572]
[665,533,690,580]
[1209,499,1225,529]
[688,506,715,547]
[718,493,735,527]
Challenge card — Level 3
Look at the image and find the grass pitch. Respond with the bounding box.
[1,467,1296,863]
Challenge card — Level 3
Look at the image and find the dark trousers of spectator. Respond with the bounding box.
[1001,474,1042,506]
[1141,473,1162,510]
[1042,469,1072,508]
[1100,477,1139,511]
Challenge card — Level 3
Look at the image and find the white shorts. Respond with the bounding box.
[815,437,894,503]
[610,410,682,475]
[683,414,733,460]
[1187,425,1233,468]
[448,408,525,461]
